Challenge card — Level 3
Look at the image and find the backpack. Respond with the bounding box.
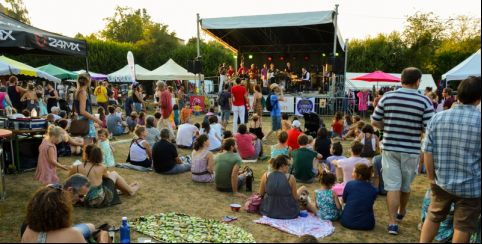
[244,193,263,213]
[265,94,274,112]
[218,92,227,107]
[360,134,375,158]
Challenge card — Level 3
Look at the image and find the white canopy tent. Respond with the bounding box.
[345,72,437,92]
[136,59,202,81]
[107,64,151,83]
[442,49,481,81]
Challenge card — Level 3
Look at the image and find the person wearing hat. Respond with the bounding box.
[286,119,303,150]
[263,83,285,141]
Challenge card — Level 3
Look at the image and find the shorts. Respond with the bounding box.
[428,183,481,233]
[271,116,281,131]
[381,150,419,192]
[221,110,230,122]
[73,224,92,241]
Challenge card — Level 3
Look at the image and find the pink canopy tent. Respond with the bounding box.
[352,71,400,82]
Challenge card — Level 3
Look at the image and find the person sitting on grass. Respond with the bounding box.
[128,126,153,168]
[331,112,344,139]
[126,112,138,133]
[271,131,291,159]
[315,170,342,221]
[201,121,222,152]
[21,185,110,243]
[180,102,192,124]
[331,141,370,195]
[106,106,126,136]
[355,124,380,158]
[69,144,140,208]
[340,163,378,230]
[176,118,199,149]
[191,135,215,183]
[152,129,191,174]
[291,135,323,184]
[235,124,262,160]
[248,113,264,140]
[259,155,301,219]
[145,116,161,147]
[314,127,332,162]
[342,115,362,140]
[281,113,292,132]
[56,119,84,157]
[214,138,248,198]
[286,120,303,150]
[325,142,346,176]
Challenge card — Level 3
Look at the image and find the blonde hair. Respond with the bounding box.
[134,125,146,138]
[46,125,65,142]
[97,128,109,137]
[77,73,91,89]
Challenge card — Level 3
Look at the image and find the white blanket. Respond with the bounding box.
[254,214,335,239]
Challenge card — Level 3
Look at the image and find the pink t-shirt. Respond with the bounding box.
[235,133,256,159]
[357,91,369,111]
[337,156,370,184]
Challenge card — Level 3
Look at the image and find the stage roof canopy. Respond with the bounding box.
[201,11,344,54]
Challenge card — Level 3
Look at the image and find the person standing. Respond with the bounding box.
[219,84,232,129]
[252,85,263,124]
[231,78,248,133]
[157,81,174,139]
[441,88,455,110]
[132,83,145,113]
[219,63,227,93]
[420,76,481,243]
[263,83,285,141]
[227,65,235,80]
[7,76,26,112]
[357,89,369,118]
[371,67,434,235]
[93,81,108,111]
[74,74,104,145]
[261,64,268,94]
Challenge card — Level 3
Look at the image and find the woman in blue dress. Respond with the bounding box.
[74,74,103,145]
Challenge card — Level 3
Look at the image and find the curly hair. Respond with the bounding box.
[26,187,73,232]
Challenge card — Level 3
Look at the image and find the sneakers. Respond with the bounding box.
[388,224,399,235]
[396,213,405,222]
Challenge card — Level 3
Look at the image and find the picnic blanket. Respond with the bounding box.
[115,163,153,172]
[131,212,256,243]
[254,214,335,239]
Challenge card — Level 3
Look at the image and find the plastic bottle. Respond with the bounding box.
[31,108,37,118]
[120,217,130,243]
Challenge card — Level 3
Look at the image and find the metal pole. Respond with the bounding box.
[344,38,348,81]
[196,13,201,59]
[332,4,339,57]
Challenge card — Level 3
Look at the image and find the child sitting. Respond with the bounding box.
[56,119,83,156]
[342,114,353,135]
[203,108,215,125]
[97,107,107,128]
[340,164,378,230]
[331,141,370,195]
[97,128,115,167]
[342,115,362,140]
[137,111,146,126]
[154,112,162,128]
[127,112,138,132]
[249,113,264,140]
[355,124,380,158]
[180,102,192,124]
[281,113,291,132]
[173,104,180,128]
[331,112,344,139]
[315,171,342,221]
[325,142,346,175]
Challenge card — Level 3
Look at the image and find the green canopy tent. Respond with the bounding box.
[37,64,78,80]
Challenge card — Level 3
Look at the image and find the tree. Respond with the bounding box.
[1,0,30,24]
[100,6,146,43]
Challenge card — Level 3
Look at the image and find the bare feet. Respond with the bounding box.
[129,182,140,196]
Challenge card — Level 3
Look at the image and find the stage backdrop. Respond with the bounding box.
[190,96,205,112]
[295,97,316,116]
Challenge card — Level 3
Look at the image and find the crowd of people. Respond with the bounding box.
[3,64,480,243]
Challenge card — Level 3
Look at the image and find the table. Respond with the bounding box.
[0,129,13,200]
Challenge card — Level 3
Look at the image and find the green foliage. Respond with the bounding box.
[348,12,481,81]
[1,0,30,24]
[100,6,146,43]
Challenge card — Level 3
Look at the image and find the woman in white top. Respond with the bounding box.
[201,122,221,152]
[355,124,379,158]
[208,116,223,142]
[129,126,152,168]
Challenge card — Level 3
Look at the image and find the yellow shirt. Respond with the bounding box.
[94,86,108,103]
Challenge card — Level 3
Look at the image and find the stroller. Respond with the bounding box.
[303,112,322,138]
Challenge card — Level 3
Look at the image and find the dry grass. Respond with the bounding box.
[0,116,429,243]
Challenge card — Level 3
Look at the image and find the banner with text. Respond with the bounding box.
[295,97,316,116]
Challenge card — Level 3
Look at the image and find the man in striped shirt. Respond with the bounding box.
[371,67,434,235]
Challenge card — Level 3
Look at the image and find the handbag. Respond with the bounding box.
[244,193,263,213]
[70,92,90,137]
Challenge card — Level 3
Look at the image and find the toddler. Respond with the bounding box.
[173,104,180,128]
[97,128,115,167]
[315,170,342,221]
[127,112,138,132]
[137,111,146,126]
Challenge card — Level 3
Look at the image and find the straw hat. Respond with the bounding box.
[270,83,279,91]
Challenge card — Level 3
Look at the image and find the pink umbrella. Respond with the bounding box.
[352,71,400,89]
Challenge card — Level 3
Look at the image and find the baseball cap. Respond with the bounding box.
[292,120,301,128]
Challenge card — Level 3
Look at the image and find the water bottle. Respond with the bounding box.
[120,217,130,243]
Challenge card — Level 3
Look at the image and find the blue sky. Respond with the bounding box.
[4,0,481,42]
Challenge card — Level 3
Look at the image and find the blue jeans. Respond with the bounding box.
[133,102,142,113]
[163,163,191,174]
[112,126,124,136]
[73,224,92,241]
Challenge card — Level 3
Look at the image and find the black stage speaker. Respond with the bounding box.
[327,57,345,74]
[187,60,202,74]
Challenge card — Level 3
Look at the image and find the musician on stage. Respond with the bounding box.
[227,65,235,79]
[237,62,248,79]
[261,64,269,94]
[219,63,227,93]
[248,64,258,93]
[282,62,293,91]
[301,67,311,90]
[267,63,276,83]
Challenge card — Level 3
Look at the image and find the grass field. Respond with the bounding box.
[0,116,429,243]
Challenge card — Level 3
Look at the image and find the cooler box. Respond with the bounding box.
[8,118,47,131]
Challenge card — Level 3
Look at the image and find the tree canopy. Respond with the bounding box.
[0,0,30,24]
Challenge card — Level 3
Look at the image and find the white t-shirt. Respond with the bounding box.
[176,123,199,147]
[210,123,223,140]
[130,139,148,162]
[337,156,370,184]
[207,129,221,151]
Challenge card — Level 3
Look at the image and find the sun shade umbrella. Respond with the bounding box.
[37,64,78,80]
[0,55,61,83]
[352,70,400,88]
[75,70,108,81]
